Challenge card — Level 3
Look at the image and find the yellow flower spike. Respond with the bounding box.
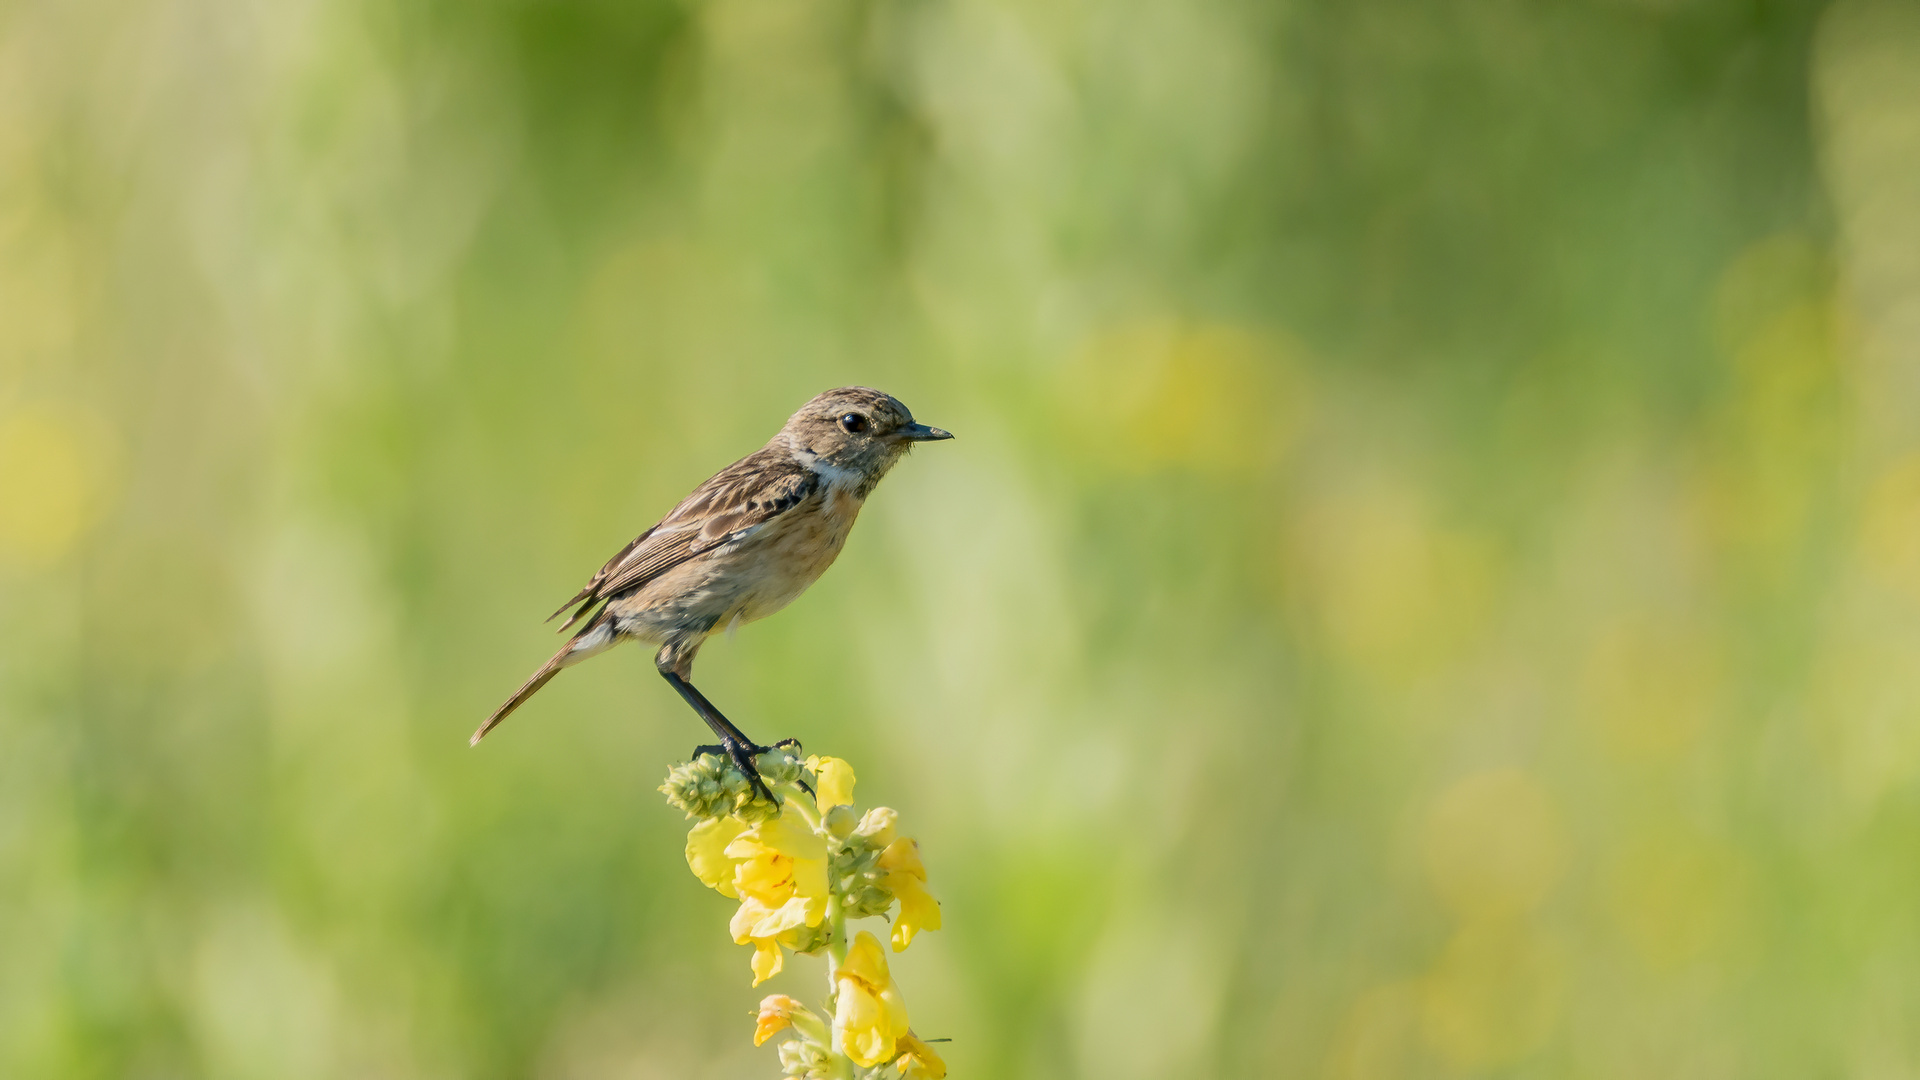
[834,931,910,1068]
[661,752,944,1071]
[807,755,857,811]
[879,838,941,951]
[685,817,747,897]
[894,1032,948,1079]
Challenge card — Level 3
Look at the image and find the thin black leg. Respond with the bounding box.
[662,670,766,751]
[662,670,775,803]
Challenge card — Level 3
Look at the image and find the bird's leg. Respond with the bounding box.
[663,670,764,751]
[661,669,776,804]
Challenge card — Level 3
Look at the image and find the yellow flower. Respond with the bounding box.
[893,1032,948,1079]
[685,816,748,896]
[734,917,793,986]
[728,807,828,918]
[879,837,941,951]
[729,906,831,985]
[753,994,828,1047]
[755,994,802,1045]
[834,931,910,1068]
[807,755,857,811]
[714,805,829,985]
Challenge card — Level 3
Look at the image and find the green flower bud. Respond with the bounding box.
[756,744,806,788]
[831,843,895,920]
[659,754,780,822]
[823,804,858,840]
[819,805,918,920]
[778,1037,836,1079]
[786,921,832,956]
[841,881,894,920]
[852,807,897,848]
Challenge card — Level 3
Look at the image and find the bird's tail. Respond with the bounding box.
[470,634,585,746]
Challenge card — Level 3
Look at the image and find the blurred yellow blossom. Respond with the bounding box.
[1859,453,1920,600]
[1419,920,1564,1069]
[1291,472,1500,681]
[834,930,911,1068]
[1579,617,1722,764]
[1421,769,1564,921]
[1603,828,1751,972]
[0,405,117,566]
[1061,319,1305,474]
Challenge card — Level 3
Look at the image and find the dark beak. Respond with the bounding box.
[900,423,954,442]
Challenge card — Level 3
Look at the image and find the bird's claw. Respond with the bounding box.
[760,737,815,795]
[690,738,814,801]
[692,739,778,806]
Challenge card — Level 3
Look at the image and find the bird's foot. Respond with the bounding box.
[693,738,778,806]
[692,738,812,800]
[767,738,816,796]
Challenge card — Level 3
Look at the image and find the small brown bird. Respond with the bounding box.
[472,387,952,792]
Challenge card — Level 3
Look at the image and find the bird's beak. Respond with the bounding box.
[899,423,954,442]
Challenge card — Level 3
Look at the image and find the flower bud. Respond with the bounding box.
[756,744,806,787]
[841,880,894,920]
[659,753,780,822]
[828,841,890,919]
[777,1038,836,1079]
[852,807,898,848]
[823,804,858,840]
[785,921,832,956]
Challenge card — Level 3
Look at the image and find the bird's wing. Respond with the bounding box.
[548,450,817,628]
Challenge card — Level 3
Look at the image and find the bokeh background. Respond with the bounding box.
[5,0,1920,1076]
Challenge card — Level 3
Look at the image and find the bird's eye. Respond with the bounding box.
[839,413,869,433]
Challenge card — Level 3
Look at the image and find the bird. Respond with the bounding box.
[471,387,952,796]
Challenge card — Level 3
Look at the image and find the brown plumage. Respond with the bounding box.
[472,388,952,785]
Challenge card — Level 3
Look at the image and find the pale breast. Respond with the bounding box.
[611,489,863,641]
[731,491,861,621]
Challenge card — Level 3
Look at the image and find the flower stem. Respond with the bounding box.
[825,893,849,986]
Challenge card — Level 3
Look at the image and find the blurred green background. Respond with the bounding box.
[5,0,1920,1076]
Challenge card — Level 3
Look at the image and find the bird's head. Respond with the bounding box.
[778,387,953,487]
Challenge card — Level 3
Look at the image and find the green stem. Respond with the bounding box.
[825,893,849,988]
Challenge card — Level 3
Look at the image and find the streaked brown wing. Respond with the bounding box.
[548,450,816,629]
